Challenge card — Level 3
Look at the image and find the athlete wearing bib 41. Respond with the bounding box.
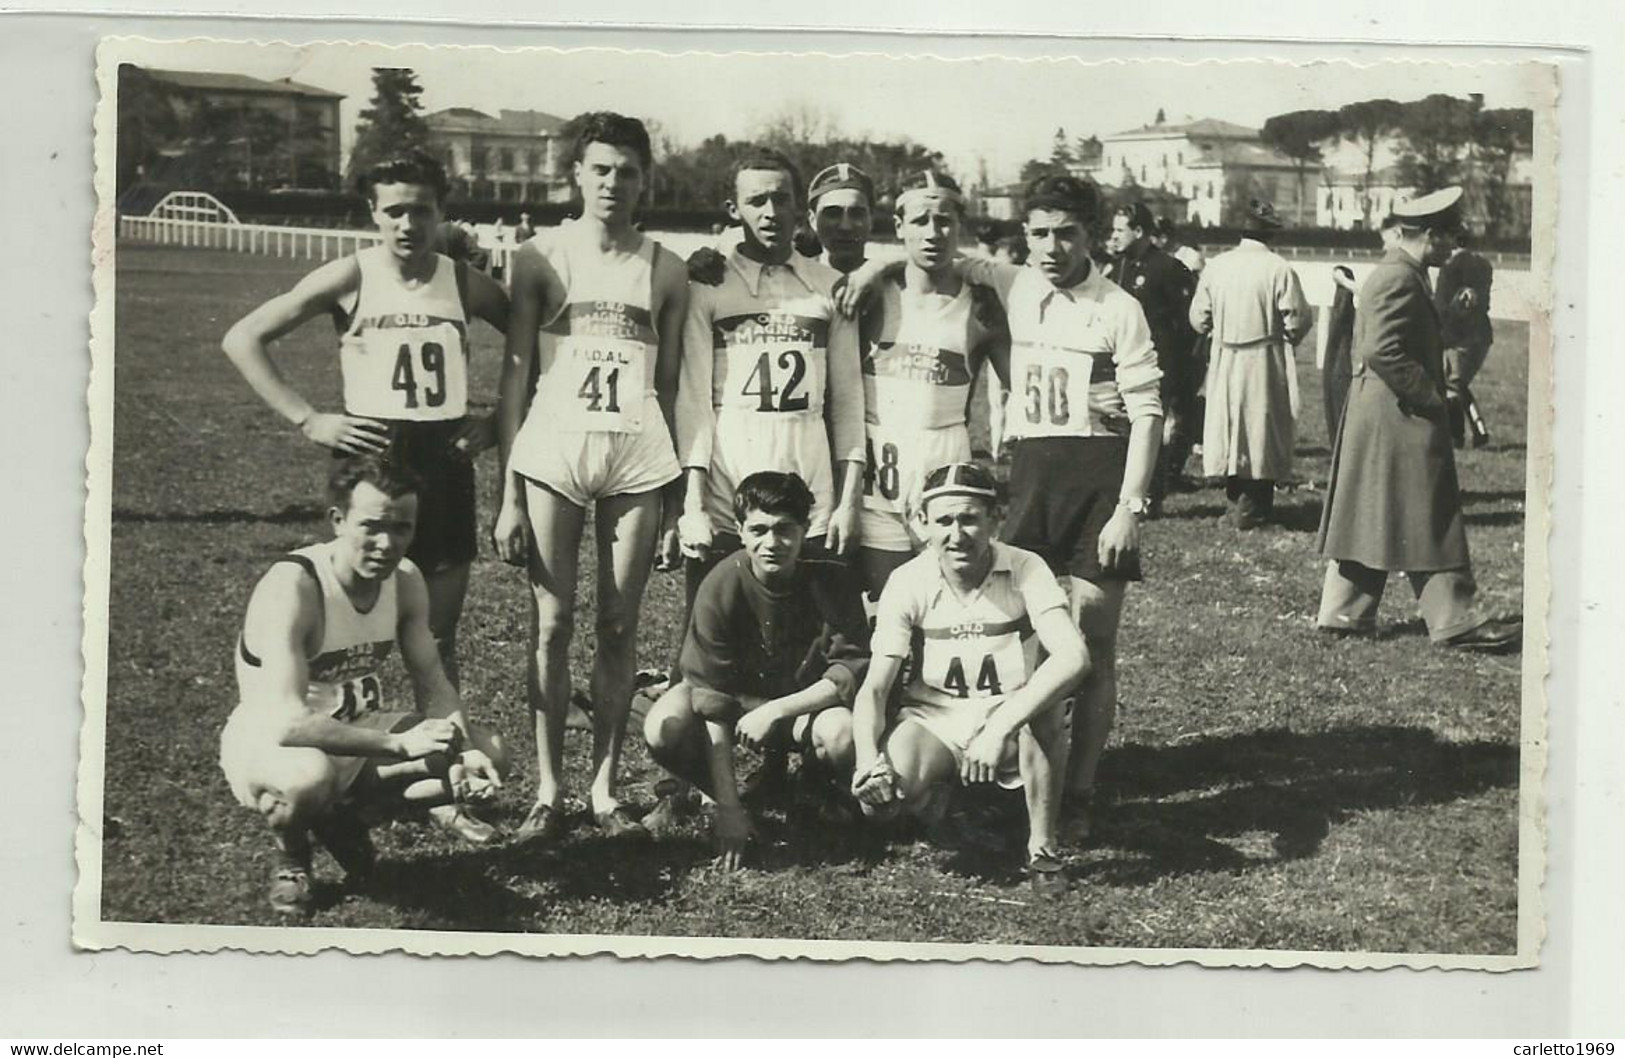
[493,112,689,843]
[222,150,510,687]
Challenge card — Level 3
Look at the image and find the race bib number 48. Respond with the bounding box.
[546,335,646,433]
[724,343,825,414]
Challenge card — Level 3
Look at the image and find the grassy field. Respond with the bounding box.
[97,243,1530,953]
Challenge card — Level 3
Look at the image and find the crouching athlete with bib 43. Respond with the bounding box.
[219,455,508,917]
[850,463,1087,886]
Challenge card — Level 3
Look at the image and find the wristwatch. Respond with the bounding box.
[1118,496,1152,517]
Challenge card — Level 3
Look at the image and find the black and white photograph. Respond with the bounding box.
[78,34,1553,966]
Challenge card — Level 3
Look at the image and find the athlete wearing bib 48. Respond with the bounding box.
[222,150,510,687]
[855,169,1010,603]
[851,463,1085,884]
[219,456,507,917]
[492,112,690,844]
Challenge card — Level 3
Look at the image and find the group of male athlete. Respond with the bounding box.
[213,106,1511,918]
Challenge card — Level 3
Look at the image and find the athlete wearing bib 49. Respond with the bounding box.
[492,112,689,843]
[675,148,866,587]
[219,456,507,917]
[851,463,1085,884]
[222,150,510,686]
[856,170,1009,602]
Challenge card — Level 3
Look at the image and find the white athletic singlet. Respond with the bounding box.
[234,541,399,723]
[339,248,470,422]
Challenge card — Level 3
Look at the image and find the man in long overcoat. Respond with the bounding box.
[1314,187,1520,653]
[1189,199,1313,529]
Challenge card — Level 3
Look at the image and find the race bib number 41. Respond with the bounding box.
[546,335,646,433]
[723,343,825,414]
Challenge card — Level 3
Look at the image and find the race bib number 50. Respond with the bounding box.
[547,335,646,433]
[1011,343,1095,437]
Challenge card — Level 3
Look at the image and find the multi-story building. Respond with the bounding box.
[425,107,569,204]
[125,66,344,190]
[1083,116,1319,228]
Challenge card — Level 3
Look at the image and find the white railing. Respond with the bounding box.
[149,190,241,226]
[117,216,1537,323]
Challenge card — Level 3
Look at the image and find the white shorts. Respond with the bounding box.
[703,408,835,536]
[219,703,416,809]
[510,394,681,508]
[897,695,1024,790]
[859,422,973,552]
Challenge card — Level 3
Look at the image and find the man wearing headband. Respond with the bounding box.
[854,170,1010,603]
[842,173,1163,842]
[1316,187,1521,653]
[687,160,875,283]
[675,146,867,623]
[1188,197,1314,530]
[851,462,1086,885]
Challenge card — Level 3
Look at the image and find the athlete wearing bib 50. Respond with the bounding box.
[856,170,1009,601]
[222,150,510,685]
[494,112,689,843]
[850,463,1086,884]
[675,148,866,590]
[219,456,507,917]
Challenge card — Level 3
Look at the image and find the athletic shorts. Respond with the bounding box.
[509,395,681,508]
[1002,436,1142,583]
[345,419,477,574]
[702,408,835,537]
[220,704,421,809]
[896,696,1023,790]
[859,422,972,553]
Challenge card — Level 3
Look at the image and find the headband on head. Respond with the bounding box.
[920,462,998,506]
[808,162,874,207]
[896,170,965,214]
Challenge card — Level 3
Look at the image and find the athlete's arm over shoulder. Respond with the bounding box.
[956,254,1023,307]
[221,255,362,427]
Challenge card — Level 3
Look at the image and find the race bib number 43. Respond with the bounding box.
[724,343,825,414]
[547,335,646,433]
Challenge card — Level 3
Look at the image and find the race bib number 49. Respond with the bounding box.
[546,335,646,433]
[343,325,469,421]
[723,343,825,414]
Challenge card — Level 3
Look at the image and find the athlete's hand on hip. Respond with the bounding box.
[1097,506,1141,575]
[677,511,713,560]
[961,722,1012,786]
[825,502,860,557]
[450,414,498,458]
[301,412,390,455]
[491,497,531,567]
[393,717,459,760]
[712,803,753,871]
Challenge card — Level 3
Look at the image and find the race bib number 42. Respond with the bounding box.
[724,343,824,414]
[547,336,646,433]
[330,673,384,722]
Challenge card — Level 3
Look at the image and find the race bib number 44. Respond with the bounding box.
[547,336,646,433]
[921,626,1029,701]
[723,343,825,414]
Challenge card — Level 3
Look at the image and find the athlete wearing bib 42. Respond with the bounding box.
[219,456,507,917]
[675,148,866,591]
[856,170,1009,601]
[223,150,510,686]
[493,112,689,843]
[851,463,1085,884]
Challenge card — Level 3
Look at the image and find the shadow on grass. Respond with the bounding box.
[113,503,324,526]
[1082,724,1517,886]
[1464,511,1527,528]
[1461,489,1526,505]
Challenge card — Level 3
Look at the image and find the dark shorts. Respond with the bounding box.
[341,419,478,574]
[1003,436,1142,583]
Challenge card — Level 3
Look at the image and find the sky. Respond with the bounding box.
[115,38,1553,184]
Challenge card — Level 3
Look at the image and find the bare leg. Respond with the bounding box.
[1020,703,1069,856]
[588,489,664,818]
[882,719,960,827]
[1065,576,1127,798]
[421,562,472,687]
[642,683,718,797]
[522,481,587,813]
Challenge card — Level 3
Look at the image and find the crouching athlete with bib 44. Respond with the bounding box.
[219,455,508,917]
[851,463,1087,886]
